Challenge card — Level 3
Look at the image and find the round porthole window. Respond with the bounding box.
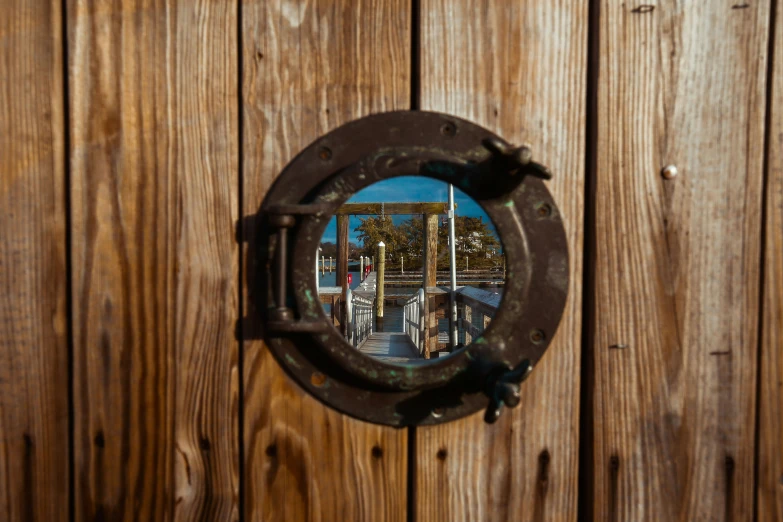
[251,111,568,426]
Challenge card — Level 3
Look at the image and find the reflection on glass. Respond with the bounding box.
[316,176,505,364]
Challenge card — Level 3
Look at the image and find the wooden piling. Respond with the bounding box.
[336,215,349,335]
[321,255,325,276]
[423,213,438,288]
[376,242,385,331]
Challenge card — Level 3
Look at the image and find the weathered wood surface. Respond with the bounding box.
[337,202,449,215]
[416,1,587,520]
[423,214,439,288]
[241,1,410,521]
[759,4,783,520]
[336,215,349,291]
[421,214,438,358]
[456,286,502,313]
[69,1,239,520]
[591,2,770,521]
[360,332,420,363]
[0,0,68,520]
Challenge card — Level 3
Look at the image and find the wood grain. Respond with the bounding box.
[68,1,238,520]
[0,0,68,520]
[423,214,438,289]
[591,2,770,521]
[241,0,410,520]
[759,2,783,520]
[416,1,587,520]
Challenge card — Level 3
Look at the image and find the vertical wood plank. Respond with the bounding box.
[69,1,238,520]
[0,0,68,520]
[417,2,587,521]
[759,2,783,520]
[592,2,770,521]
[241,0,410,520]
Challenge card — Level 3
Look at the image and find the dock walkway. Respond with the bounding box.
[359,332,419,363]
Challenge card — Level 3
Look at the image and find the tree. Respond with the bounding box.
[353,214,502,270]
[319,241,337,258]
[437,216,501,270]
[398,217,424,268]
[354,216,407,262]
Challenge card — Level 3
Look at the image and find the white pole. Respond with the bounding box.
[360,256,365,281]
[316,247,321,292]
[448,184,458,349]
[401,256,404,274]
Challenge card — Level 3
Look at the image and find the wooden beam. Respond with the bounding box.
[758,4,783,520]
[336,202,449,215]
[416,0,587,520]
[241,1,409,521]
[591,2,769,520]
[0,0,68,519]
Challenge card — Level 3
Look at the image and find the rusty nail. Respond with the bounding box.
[536,203,552,218]
[319,147,332,160]
[311,372,327,387]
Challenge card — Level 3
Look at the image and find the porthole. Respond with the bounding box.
[250,111,568,426]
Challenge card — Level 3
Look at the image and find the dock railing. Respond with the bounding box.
[455,287,501,345]
[346,288,374,348]
[403,288,425,353]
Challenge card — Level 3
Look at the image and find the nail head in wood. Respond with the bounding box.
[662,165,678,180]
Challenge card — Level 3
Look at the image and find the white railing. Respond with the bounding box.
[346,288,374,348]
[403,288,425,352]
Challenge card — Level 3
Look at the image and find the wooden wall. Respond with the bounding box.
[0,1,780,522]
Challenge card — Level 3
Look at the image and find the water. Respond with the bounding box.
[318,270,363,290]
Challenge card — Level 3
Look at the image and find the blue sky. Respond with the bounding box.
[320,176,494,244]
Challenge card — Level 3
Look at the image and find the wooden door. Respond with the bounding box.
[1,1,781,521]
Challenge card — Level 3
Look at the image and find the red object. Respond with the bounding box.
[347,274,353,285]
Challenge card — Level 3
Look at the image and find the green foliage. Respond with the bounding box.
[353,215,502,270]
[354,216,408,262]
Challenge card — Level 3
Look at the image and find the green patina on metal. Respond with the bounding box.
[285,354,302,369]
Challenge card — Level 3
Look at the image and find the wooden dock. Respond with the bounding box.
[359,332,420,363]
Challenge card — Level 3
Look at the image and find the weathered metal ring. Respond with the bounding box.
[253,111,569,426]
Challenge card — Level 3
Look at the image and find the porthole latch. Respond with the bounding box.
[483,359,534,424]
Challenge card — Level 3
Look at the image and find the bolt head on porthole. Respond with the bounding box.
[250,111,568,427]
